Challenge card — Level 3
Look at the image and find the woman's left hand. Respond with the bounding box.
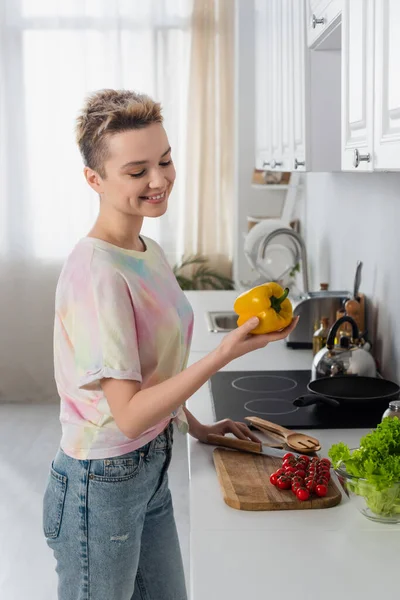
[191,418,262,444]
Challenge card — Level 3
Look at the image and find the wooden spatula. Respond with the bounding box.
[245,416,321,453]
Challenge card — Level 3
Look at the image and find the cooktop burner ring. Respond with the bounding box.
[244,398,300,416]
[232,375,298,394]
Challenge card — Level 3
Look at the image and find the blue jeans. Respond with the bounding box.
[42,423,188,600]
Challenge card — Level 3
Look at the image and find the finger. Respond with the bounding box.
[236,316,259,336]
[252,316,300,345]
[227,421,250,441]
[236,422,262,443]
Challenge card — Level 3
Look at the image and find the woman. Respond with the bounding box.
[42,89,298,600]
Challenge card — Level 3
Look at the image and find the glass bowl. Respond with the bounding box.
[335,462,400,524]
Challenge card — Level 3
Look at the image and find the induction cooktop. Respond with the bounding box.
[209,370,383,429]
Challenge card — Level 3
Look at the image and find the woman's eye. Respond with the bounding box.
[130,170,146,178]
[160,160,172,167]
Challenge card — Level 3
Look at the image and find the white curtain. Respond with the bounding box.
[183,0,234,278]
[0,0,193,402]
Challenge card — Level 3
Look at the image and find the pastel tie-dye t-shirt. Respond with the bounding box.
[54,236,194,460]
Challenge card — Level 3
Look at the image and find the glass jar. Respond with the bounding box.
[382,400,400,421]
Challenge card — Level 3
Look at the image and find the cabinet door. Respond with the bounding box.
[254,0,272,170]
[374,0,400,170]
[281,0,293,170]
[341,0,374,171]
[255,0,289,171]
[291,0,307,171]
[306,0,342,49]
[269,0,284,170]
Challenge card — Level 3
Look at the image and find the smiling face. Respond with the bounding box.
[84,122,176,219]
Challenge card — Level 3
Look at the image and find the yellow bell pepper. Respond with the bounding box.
[234,282,293,334]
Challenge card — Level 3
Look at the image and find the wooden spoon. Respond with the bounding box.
[245,416,321,453]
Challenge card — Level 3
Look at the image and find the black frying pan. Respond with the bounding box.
[293,376,400,409]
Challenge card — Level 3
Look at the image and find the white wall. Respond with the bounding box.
[303,171,400,383]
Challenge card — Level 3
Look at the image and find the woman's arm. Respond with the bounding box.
[101,316,299,440]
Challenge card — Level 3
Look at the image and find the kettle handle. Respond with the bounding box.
[326,315,359,350]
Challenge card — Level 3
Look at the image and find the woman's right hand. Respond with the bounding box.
[215,315,300,366]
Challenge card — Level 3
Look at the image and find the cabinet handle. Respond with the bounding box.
[353,148,371,168]
[294,158,305,170]
[312,14,325,28]
[270,159,282,169]
[262,160,270,168]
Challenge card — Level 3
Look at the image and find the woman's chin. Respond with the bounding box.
[140,198,168,216]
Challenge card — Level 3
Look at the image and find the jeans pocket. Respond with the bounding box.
[89,451,143,482]
[43,463,68,539]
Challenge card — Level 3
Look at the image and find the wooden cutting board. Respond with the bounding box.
[213,448,342,511]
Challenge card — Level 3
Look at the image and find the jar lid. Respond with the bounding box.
[388,400,400,412]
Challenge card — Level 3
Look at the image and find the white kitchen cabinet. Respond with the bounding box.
[306,0,342,49]
[255,0,341,173]
[254,0,292,172]
[254,0,272,171]
[341,0,374,171]
[291,1,307,169]
[374,0,400,170]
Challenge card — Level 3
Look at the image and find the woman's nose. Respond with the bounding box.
[148,168,166,189]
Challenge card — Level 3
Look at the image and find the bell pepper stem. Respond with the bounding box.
[270,287,289,313]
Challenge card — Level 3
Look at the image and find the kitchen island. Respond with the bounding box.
[184,292,400,600]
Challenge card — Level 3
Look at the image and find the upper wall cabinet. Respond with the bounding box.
[255,0,341,173]
[254,0,292,172]
[374,0,400,170]
[342,0,400,171]
[341,0,374,171]
[306,0,342,49]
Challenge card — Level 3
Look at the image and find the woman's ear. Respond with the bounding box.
[84,167,104,193]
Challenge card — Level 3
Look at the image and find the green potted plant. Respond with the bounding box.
[173,255,234,290]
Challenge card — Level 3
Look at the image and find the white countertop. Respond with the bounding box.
[184,291,400,600]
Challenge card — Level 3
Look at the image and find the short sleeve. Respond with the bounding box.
[64,256,142,390]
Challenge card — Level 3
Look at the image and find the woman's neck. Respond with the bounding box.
[88,209,145,252]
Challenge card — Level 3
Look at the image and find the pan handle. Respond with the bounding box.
[294,394,341,408]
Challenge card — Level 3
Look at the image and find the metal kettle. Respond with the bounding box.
[312,315,377,380]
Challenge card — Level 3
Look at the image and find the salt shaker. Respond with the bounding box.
[382,400,400,421]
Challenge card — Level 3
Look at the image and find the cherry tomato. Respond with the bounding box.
[282,462,295,470]
[306,481,316,493]
[311,457,319,463]
[284,466,297,475]
[275,468,285,477]
[294,469,306,479]
[315,484,328,497]
[317,468,330,477]
[320,458,331,466]
[318,468,330,476]
[277,476,291,490]
[292,481,301,493]
[317,478,329,487]
[283,453,295,461]
[296,487,310,501]
[296,463,307,473]
[270,473,278,485]
[300,455,311,463]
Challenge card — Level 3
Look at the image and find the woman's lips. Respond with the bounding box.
[139,191,166,204]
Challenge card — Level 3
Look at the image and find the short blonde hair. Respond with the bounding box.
[75,89,163,177]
